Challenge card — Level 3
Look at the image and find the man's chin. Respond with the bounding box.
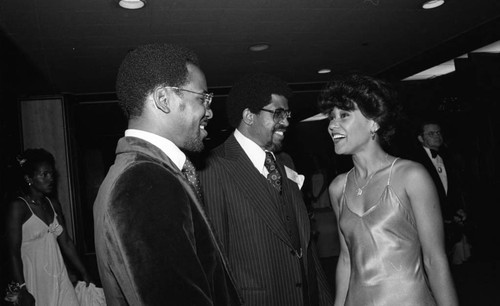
[184,137,205,153]
[265,140,283,153]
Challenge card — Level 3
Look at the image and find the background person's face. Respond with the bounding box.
[419,123,443,151]
[28,162,55,195]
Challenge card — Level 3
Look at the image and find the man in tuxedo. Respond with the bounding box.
[411,119,466,256]
[199,73,334,306]
[93,43,241,305]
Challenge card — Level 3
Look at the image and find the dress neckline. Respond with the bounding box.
[19,196,57,228]
[341,158,399,217]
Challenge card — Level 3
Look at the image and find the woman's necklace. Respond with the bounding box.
[353,154,389,196]
[25,195,42,206]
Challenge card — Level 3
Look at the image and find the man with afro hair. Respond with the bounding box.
[200,73,334,305]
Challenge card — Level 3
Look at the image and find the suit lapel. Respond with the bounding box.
[121,137,238,285]
[222,136,294,247]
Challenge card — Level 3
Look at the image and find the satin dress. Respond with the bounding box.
[19,197,79,306]
[339,159,436,306]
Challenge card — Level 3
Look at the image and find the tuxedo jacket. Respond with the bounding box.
[199,134,334,306]
[409,146,463,220]
[93,137,242,306]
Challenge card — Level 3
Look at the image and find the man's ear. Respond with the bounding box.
[242,108,254,125]
[152,86,171,113]
[24,175,31,186]
[417,134,424,144]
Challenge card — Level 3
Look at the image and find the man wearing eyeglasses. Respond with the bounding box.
[93,43,242,306]
[200,73,334,306]
[410,119,469,263]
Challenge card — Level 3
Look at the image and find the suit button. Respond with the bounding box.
[295,282,302,288]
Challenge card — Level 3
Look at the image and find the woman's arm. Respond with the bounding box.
[329,175,350,306]
[5,199,36,305]
[404,162,458,306]
[51,198,91,283]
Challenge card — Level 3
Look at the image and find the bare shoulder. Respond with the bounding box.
[329,172,348,200]
[392,158,429,182]
[391,158,435,200]
[6,198,30,222]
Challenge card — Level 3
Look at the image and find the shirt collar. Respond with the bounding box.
[125,129,186,171]
[234,129,269,174]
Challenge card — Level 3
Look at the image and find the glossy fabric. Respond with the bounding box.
[20,197,79,306]
[339,160,436,306]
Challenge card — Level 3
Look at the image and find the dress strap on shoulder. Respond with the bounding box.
[343,169,353,195]
[17,196,35,215]
[45,197,58,216]
[387,157,400,186]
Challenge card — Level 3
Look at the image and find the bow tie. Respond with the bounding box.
[430,149,439,158]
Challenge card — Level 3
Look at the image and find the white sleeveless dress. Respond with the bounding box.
[20,197,79,306]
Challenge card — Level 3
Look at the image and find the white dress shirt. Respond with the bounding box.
[125,129,186,172]
[234,129,273,177]
[424,146,448,194]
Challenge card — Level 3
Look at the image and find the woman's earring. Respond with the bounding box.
[371,130,376,140]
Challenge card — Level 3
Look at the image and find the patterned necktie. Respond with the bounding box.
[182,158,203,201]
[264,151,282,192]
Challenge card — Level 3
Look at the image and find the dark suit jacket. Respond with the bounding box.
[199,134,334,306]
[93,136,242,306]
[408,146,464,220]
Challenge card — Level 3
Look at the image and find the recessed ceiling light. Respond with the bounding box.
[249,44,270,52]
[422,0,444,9]
[119,0,145,9]
[318,68,331,74]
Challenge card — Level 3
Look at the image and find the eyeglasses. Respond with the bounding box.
[260,108,292,122]
[423,130,442,137]
[165,86,214,108]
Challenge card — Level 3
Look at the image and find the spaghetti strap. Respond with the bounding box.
[18,196,35,215]
[45,197,58,217]
[343,169,353,195]
[339,169,353,212]
[387,158,400,186]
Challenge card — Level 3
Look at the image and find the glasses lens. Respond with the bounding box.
[203,93,214,107]
[273,109,291,121]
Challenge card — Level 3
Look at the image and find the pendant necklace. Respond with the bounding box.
[353,154,389,196]
[26,195,42,206]
[353,169,377,196]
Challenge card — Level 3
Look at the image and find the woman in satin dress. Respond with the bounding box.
[319,74,458,306]
[5,148,91,306]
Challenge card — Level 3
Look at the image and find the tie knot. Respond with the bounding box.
[264,151,277,171]
[430,149,439,158]
[182,158,196,173]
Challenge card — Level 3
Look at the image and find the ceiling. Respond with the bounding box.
[1,0,500,96]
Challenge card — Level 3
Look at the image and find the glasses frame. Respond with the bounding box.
[165,86,214,108]
[423,130,442,137]
[260,108,292,122]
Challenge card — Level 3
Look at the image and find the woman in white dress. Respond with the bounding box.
[6,148,91,306]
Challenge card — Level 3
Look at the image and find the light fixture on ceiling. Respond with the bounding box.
[249,44,270,52]
[119,0,145,9]
[422,0,445,9]
[317,68,331,74]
